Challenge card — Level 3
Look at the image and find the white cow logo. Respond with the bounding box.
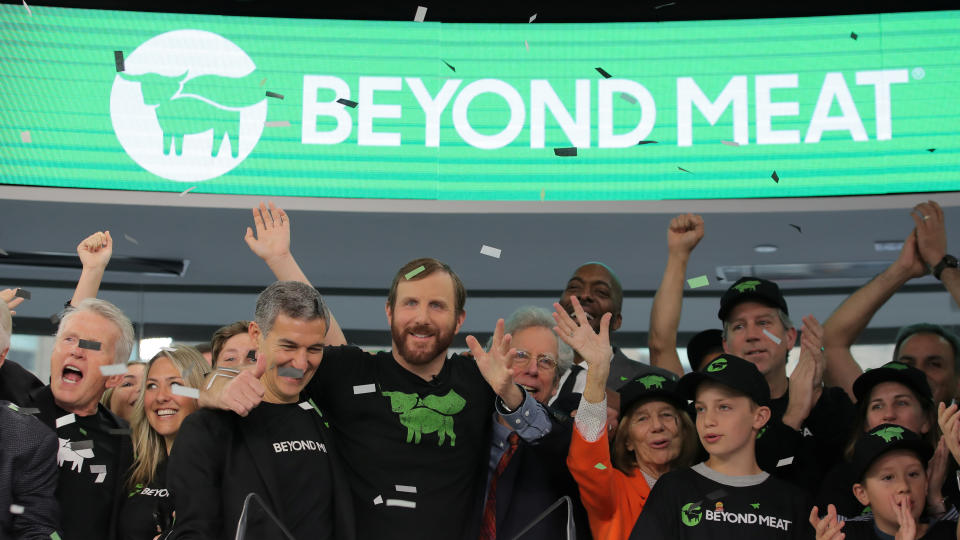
[57,438,94,472]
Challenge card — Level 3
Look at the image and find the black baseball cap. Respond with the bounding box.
[617,374,685,417]
[686,329,724,372]
[718,277,789,322]
[852,361,933,405]
[678,354,771,407]
[851,423,932,482]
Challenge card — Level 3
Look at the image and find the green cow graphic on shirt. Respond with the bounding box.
[637,375,666,389]
[733,280,761,293]
[382,389,466,447]
[681,502,703,526]
[873,426,905,442]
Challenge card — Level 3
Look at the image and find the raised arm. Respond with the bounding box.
[822,229,926,400]
[912,200,960,307]
[648,213,704,377]
[244,202,346,347]
[71,231,113,306]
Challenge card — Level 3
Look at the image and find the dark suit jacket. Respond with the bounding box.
[0,360,44,406]
[25,385,133,540]
[0,401,61,540]
[607,347,679,389]
[494,411,591,540]
[167,404,356,540]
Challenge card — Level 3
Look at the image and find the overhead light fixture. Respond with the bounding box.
[0,251,189,277]
[754,245,778,253]
[874,241,904,252]
[717,261,894,282]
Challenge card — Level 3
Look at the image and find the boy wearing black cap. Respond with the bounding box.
[629,354,814,539]
[811,424,957,540]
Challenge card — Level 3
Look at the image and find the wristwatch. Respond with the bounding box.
[932,254,959,280]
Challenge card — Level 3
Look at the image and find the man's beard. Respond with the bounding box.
[391,319,456,366]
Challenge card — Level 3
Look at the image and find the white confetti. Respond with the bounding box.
[21,0,31,16]
[9,504,24,515]
[94,472,106,483]
[762,329,782,345]
[721,140,740,147]
[373,495,383,505]
[55,413,75,428]
[123,233,138,245]
[776,456,794,467]
[386,499,416,509]
[171,384,200,399]
[0,248,7,256]
[20,130,31,143]
[99,364,126,376]
[413,6,427,22]
[299,402,313,410]
[529,13,537,22]
[395,485,417,493]
[480,245,502,259]
[265,120,291,128]
[179,186,196,197]
[353,383,376,395]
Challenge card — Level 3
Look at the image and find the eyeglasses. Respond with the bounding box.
[514,350,558,371]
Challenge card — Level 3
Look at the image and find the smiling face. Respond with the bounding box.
[896,332,957,404]
[865,382,930,435]
[387,271,464,374]
[51,310,122,415]
[722,302,796,381]
[624,400,685,475]
[509,326,560,405]
[853,450,927,534]
[694,382,770,463]
[215,332,258,371]
[144,355,198,442]
[253,314,327,404]
[558,264,623,336]
[109,362,145,423]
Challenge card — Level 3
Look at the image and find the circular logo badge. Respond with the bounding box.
[681,502,703,527]
[110,30,267,182]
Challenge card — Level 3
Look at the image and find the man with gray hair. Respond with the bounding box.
[22,297,135,540]
[169,281,355,539]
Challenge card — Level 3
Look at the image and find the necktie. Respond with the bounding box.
[479,432,520,540]
[558,363,584,398]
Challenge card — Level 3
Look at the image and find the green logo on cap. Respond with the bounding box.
[873,426,905,442]
[733,280,762,293]
[884,362,908,370]
[637,375,666,389]
[681,502,703,527]
[706,357,728,372]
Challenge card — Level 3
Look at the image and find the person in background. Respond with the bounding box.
[209,320,257,370]
[101,362,147,423]
[0,288,43,406]
[686,329,725,373]
[193,343,213,366]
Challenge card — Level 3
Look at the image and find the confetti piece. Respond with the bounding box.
[789,224,802,233]
[395,485,417,493]
[179,186,196,197]
[299,402,313,410]
[17,407,40,415]
[927,148,936,152]
[260,78,266,86]
[776,456,794,467]
[404,266,426,280]
[721,140,740,146]
[850,32,858,40]
[107,428,130,435]
[554,147,577,157]
[529,13,537,22]
[654,1,676,8]
[594,462,607,470]
[123,233,138,245]
[159,346,177,353]
[762,329,782,345]
[0,248,7,256]
[171,384,200,399]
[441,60,455,72]
[20,131,31,143]
[386,499,417,509]
[265,91,284,100]
[21,0,31,16]
[56,414,76,428]
[637,140,658,145]
[619,93,637,104]
[78,339,101,351]
[51,532,62,540]
[99,364,127,376]
[277,366,305,378]
[595,67,612,79]
[114,51,124,72]
[374,495,383,505]
[14,288,30,300]
[94,473,106,484]
[678,167,692,173]
[480,245,502,259]
[771,171,780,183]
[540,188,545,201]
[353,383,376,395]
[687,275,710,289]
[414,5,427,22]
[524,40,529,51]
[337,98,358,108]
[69,440,94,451]
[9,504,24,515]
[265,120,291,128]
[78,427,87,436]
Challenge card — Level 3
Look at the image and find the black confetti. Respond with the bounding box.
[927,148,936,152]
[678,166,692,173]
[78,339,101,351]
[771,171,780,183]
[595,67,612,79]
[108,428,131,436]
[789,224,802,233]
[850,32,858,40]
[265,91,284,100]
[14,288,30,300]
[441,59,456,72]
[619,93,637,104]
[637,140,658,145]
[69,440,94,451]
[337,98,358,108]
[114,50,125,72]
[554,147,577,157]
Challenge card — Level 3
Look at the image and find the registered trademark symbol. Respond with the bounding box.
[912,67,925,80]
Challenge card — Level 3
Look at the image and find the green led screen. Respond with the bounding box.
[1,6,959,200]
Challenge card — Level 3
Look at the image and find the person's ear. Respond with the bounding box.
[385,301,393,325]
[852,482,870,507]
[753,405,771,430]
[104,374,122,389]
[454,310,466,334]
[785,326,798,350]
[249,321,263,347]
[610,312,622,332]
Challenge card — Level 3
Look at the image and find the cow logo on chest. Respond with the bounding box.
[381,389,466,447]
